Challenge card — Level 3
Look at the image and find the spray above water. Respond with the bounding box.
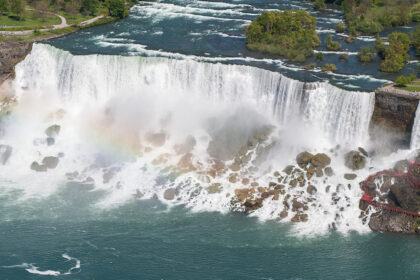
[0,43,405,236]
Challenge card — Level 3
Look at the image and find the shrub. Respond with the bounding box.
[335,23,346,33]
[322,63,337,72]
[316,52,323,60]
[313,0,326,11]
[11,0,25,20]
[395,75,410,86]
[380,32,410,73]
[81,0,99,16]
[339,53,348,61]
[0,0,10,15]
[246,11,320,61]
[108,0,128,18]
[358,46,376,63]
[325,34,341,51]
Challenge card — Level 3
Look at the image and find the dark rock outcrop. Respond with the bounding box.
[0,41,32,85]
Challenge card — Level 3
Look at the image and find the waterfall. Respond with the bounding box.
[411,105,420,150]
[13,43,374,147]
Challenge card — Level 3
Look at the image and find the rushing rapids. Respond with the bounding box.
[0,43,408,236]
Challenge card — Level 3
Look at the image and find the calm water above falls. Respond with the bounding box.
[1,1,420,279]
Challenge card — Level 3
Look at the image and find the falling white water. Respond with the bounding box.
[411,104,420,150]
[0,43,379,236]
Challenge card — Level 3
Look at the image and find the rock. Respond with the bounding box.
[208,183,222,194]
[291,213,308,223]
[164,188,176,200]
[45,124,61,137]
[174,135,196,154]
[296,152,313,166]
[46,137,55,146]
[344,173,357,180]
[344,151,366,170]
[231,164,240,172]
[279,210,288,218]
[261,192,269,199]
[235,188,251,201]
[0,144,12,165]
[283,165,295,175]
[257,187,267,193]
[289,179,297,187]
[136,190,144,198]
[146,132,166,147]
[292,199,304,211]
[251,182,259,187]
[324,167,334,177]
[358,147,368,157]
[315,167,323,177]
[389,185,420,212]
[242,178,250,185]
[306,165,315,180]
[42,156,59,169]
[393,160,409,174]
[369,211,417,234]
[229,174,238,184]
[273,171,280,177]
[244,198,263,212]
[178,153,195,171]
[311,153,331,168]
[30,161,47,172]
[307,185,317,194]
[272,190,280,200]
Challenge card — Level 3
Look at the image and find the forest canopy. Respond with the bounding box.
[245,10,321,62]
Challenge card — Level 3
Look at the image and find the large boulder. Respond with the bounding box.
[389,185,420,212]
[42,156,59,169]
[30,161,47,172]
[344,151,366,170]
[0,144,12,165]
[311,153,331,168]
[393,160,409,174]
[369,212,417,234]
[296,152,313,166]
[163,188,176,200]
[45,125,61,137]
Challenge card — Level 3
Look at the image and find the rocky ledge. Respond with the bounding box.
[0,41,32,86]
[360,156,420,234]
[371,84,420,148]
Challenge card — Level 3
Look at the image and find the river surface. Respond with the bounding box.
[1,0,420,279]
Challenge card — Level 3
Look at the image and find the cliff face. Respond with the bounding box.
[371,89,419,147]
[0,41,32,86]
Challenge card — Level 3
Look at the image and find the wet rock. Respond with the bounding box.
[42,156,59,169]
[164,188,176,200]
[389,185,420,212]
[272,190,280,200]
[344,173,357,180]
[296,152,313,166]
[307,185,317,195]
[311,153,331,168]
[324,167,334,177]
[344,151,366,170]
[393,160,409,174]
[45,124,60,137]
[275,185,285,190]
[292,199,304,211]
[235,188,251,201]
[46,137,55,146]
[242,178,250,185]
[244,198,263,212]
[251,182,259,187]
[315,167,323,177]
[231,164,240,172]
[229,174,238,184]
[369,211,417,234]
[136,190,144,198]
[30,161,47,172]
[291,212,308,223]
[279,210,288,218]
[289,179,297,187]
[273,171,280,177]
[358,147,368,157]
[257,187,267,193]
[0,144,12,165]
[283,165,295,175]
[261,192,270,199]
[208,183,222,194]
[174,135,196,154]
[306,165,315,180]
[146,132,166,147]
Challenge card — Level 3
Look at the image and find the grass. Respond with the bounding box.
[394,80,420,92]
[0,10,60,29]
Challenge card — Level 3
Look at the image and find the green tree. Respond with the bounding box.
[358,46,376,63]
[322,63,337,72]
[11,0,26,20]
[81,0,98,16]
[314,0,326,11]
[325,34,341,51]
[108,0,128,18]
[395,75,409,86]
[246,11,320,62]
[412,26,420,55]
[412,3,420,22]
[0,0,10,16]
